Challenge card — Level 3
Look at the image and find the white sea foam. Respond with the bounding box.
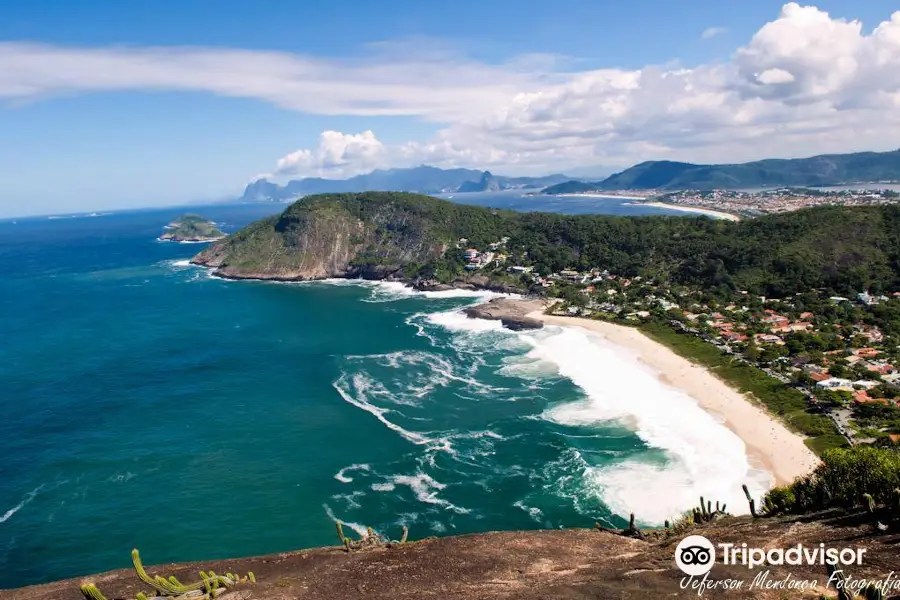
[332,373,434,447]
[169,259,196,268]
[331,491,366,510]
[524,325,772,524]
[334,463,371,483]
[0,485,44,524]
[425,310,506,333]
[513,500,544,522]
[371,482,396,492]
[385,472,470,514]
[422,305,774,525]
[323,504,369,539]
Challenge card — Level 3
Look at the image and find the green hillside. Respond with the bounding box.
[595,150,900,190]
[194,192,900,297]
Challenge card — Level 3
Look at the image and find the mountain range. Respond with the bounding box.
[240,166,569,202]
[240,150,900,202]
[541,149,900,193]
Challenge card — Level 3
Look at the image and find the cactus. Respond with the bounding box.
[699,496,707,519]
[862,583,886,600]
[336,521,348,545]
[827,563,854,600]
[80,584,109,600]
[742,484,758,517]
[863,493,875,514]
[127,549,253,598]
[248,572,256,584]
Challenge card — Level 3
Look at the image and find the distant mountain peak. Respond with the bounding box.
[239,166,570,202]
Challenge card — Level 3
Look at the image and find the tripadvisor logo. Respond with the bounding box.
[675,534,867,574]
[676,535,716,576]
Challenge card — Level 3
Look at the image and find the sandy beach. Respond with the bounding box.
[560,193,648,201]
[640,201,741,221]
[529,312,819,486]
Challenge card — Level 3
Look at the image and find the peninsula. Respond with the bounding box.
[159,214,224,243]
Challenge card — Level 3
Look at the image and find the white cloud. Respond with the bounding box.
[0,40,550,122]
[272,130,385,178]
[4,4,900,179]
[756,68,796,84]
[701,27,728,40]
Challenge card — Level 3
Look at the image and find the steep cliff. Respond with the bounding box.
[191,192,501,281]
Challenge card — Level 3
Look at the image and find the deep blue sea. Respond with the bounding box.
[0,193,762,588]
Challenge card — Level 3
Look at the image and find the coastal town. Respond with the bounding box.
[646,187,900,218]
[456,236,900,451]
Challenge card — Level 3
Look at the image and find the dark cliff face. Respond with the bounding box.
[192,193,449,280]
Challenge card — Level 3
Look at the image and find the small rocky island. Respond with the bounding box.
[159,214,225,243]
[463,297,545,330]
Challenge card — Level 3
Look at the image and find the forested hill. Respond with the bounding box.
[543,149,900,192]
[193,192,900,297]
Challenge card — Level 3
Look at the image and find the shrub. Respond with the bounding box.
[765,445,900,514]
[761,486,796,516]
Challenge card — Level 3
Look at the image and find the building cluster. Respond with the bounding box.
[654,187,900,216]
[457,237,510,271]
[541,274,900,421]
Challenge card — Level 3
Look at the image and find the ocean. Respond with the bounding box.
[0,193,763,589]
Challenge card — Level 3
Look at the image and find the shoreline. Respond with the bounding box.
[528,312,819,486]
[637,202,741,221]
[558,193,648,200]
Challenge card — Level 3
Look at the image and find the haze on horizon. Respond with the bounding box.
[2,0,900,217]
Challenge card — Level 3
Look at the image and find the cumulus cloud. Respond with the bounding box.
[701,27,727,40]
[272,131,386,178]
[4,4,900,178]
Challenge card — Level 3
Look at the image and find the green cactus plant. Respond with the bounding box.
[335,521,352,546]
[863,493,875,514]
[79,583,109,600]
[248,572,256,584]
[742,484,758,517]
[827,563,854,600]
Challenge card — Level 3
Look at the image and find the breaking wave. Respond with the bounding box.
[418,304,773,524]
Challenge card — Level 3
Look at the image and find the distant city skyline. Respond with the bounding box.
[2,1,900,216]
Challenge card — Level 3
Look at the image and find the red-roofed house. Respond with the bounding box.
[721,331,748,342]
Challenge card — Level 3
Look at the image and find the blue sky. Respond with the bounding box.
[2,0,900,217]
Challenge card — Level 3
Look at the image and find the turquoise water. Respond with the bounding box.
[0,196,761,589]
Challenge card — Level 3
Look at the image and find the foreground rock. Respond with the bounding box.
[4,513,898,600]
[464,297,545,330]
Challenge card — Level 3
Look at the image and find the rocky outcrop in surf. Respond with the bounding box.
[463,297,545,330]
